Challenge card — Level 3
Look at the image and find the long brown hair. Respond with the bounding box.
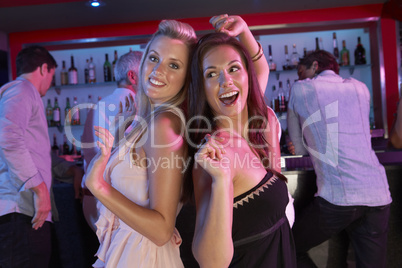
[182,33,286,203]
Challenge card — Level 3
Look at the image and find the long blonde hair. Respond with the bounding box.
[111,20,197,164]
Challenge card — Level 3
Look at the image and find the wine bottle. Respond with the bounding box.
[68,55,78,85]
[86,94,95,119]
[103,53,112,82]
[84,59,89,84]
[282,45,291,70]
[72,96,80,125]
[267,45,277,71]
[271,85,279,113]
[332,32,339,63]
[70,139,78,156]
[88,57,96,84]
[285,79,291,112]
[278,81,286,112]
[354,36,366,65]
[340,40,350,66]
[65,97,71,126]
[112,50,118,81]
[53,97,61,127]
[319,37,324,51]
[87,94,95,106]
[302,47,307,60]
[290,44,300,69]
[46,99,53,127]
[52,134,59,154]
[60,60,68,86]
[62,134,70,155]
[315,37,320,51]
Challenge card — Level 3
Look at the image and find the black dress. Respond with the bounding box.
[230,172,296,267]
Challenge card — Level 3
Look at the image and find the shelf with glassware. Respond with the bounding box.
[268,64,371,79]
[45,83,116,153]
[44,43,144,151]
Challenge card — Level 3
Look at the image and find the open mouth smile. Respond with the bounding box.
[219,91,239,106]
[149,77,165,86]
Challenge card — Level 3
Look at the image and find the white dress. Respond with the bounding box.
[93,152,184,268]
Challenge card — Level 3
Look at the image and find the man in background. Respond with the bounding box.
[81,51,143,231]
[0,45,57,267]
[287,50,392,268]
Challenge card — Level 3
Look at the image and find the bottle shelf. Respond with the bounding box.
[51,81,116,94]
[49,124,84,133]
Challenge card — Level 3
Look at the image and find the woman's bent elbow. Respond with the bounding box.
[193,245,233,268]
[152,228,175,247]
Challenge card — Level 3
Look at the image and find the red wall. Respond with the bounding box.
[8,3,399,133]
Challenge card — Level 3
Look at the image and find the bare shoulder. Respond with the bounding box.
[150,110,185,135]
[144,110,186,152]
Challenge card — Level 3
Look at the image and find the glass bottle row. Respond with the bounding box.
[57,50,119,86]
[267,35,367,72]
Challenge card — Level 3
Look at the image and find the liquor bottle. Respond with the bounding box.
[315,37,320,51]
[62,135,70,155]
[46,99,53,127]
[267,45,277,71]
[289,44,300,70]
[87,94,95,106]
[282,45,291,70]
[53,97,61,127]
[285,79,291,111]
[354,36,366,65]
[301,47,307,61]
[72,96,80,125]
[84,59,89,84]
[271,85,279,113]
[277,81,286,112]
[68,55,78,85]
[52,134,59,154]
[86,94,95,120]
[64,97,71,125]
[319,37,324,51]
[60,60,68,86]
[103,53,112,82]
[112,50,118,81]
[332,32,339,63]
[340,40,350,66]
[70,139,78,156]
[88,57,96,84]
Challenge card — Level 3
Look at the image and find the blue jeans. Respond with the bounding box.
[0,213,51,268]
[292,197,390,268]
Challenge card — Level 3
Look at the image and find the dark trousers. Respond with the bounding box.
[292,197,390,268]
[0,213,51,268]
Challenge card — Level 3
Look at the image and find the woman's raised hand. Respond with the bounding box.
[94,126,114,160]
[85,126,115,191]
[210,14,248,38]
